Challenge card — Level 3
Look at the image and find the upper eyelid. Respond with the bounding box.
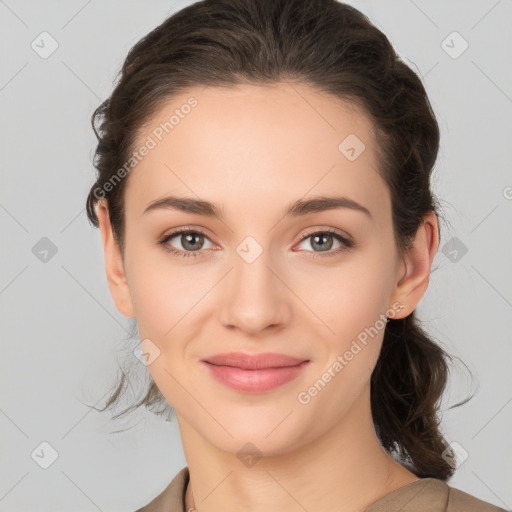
[164,227,214,242]
[164,228,216,248]
[298,227,351,241]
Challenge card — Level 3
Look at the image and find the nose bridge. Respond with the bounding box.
[218,235,289,333]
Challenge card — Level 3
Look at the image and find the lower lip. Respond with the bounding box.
[202,361,310,393]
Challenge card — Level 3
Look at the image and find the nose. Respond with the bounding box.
[217,246,291,336]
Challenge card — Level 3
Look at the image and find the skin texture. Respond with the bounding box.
[96,82,439,512]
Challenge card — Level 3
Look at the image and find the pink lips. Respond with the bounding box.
[202,352,310,393]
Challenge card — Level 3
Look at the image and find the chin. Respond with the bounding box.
[199,414,312,461]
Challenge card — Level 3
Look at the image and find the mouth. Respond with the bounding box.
[201,353,310,393]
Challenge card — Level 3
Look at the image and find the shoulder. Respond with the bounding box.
[364,477,509,512]
[446,485,509,512]
[133,466,189,512]
[132,469,509,512]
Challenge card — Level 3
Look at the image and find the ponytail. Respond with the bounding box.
[371,313,470,480]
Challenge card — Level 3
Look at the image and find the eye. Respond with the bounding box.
[158,228,215,259]
[158,227,354,260]
[295,229,353,258]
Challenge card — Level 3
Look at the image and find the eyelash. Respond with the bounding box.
[157,227,354,260]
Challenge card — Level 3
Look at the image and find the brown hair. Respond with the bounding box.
[85,0,471,480]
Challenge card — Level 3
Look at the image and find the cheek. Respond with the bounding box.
[294,260,394,420]
[127,259,205,409]
[126,247,205,338]
[296,249,397,343]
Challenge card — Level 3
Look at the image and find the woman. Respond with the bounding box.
[85,0,507,510]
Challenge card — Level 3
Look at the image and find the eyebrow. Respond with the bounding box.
[142,195,372,220]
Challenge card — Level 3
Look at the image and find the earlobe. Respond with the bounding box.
[389,210,439,319]
[96,200,135,318]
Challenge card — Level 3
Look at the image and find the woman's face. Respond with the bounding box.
[103,82,411,456]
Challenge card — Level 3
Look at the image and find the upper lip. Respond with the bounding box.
[202,352,309,370]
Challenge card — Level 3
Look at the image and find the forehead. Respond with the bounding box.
[124,82,388,222]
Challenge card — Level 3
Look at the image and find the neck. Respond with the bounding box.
[179,385,418,512]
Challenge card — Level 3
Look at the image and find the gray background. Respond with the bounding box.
[1,0,511,510]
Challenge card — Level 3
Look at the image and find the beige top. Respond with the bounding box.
[135,466,508,512]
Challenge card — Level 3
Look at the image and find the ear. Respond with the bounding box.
[96,199,135,318]
[388,210,439,319]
